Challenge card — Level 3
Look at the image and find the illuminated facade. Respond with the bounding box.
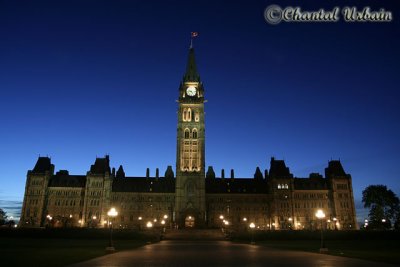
[20,47,357,230]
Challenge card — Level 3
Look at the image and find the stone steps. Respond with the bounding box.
[163,229,226,241]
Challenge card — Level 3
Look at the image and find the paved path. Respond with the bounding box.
[69,240,397,267]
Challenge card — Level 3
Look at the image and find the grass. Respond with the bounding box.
[255,239,400,264]
[0,228,160,267]
[232,230,400,265]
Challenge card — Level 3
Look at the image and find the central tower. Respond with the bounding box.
[175,47,206,228]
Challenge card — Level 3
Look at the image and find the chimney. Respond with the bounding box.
[156,168,159,178]
[221,169,225,179]
[230,169,234,179]
[146,168,150,178]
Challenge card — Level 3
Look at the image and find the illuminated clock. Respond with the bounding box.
[186,86,197,96]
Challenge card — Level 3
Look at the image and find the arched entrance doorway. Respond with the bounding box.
[185,215,195,228]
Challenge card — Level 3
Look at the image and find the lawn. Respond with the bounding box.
[255,239,400,264]
[232,230,400,265]
[0,228,159,267]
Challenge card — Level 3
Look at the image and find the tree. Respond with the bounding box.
[0,208,7,225]
[362,185,400,229]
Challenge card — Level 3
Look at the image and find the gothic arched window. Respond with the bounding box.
[192,128,198,139]
[187,108,192,121]
[182,109,187,121]
[184,129,190,139]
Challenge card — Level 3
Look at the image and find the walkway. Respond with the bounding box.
[68,240,397,267]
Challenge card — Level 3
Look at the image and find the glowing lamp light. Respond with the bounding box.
[249,222,255,229]
[163,215,168,219]
[243,217,247,222]
[146,221,153,228]
[315,209,325,219]
[219,215,224,220]
[161,220,165,225]
[138,216,142,220]
[107,208,118,218]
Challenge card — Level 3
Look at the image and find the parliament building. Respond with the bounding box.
[20,47,357,230]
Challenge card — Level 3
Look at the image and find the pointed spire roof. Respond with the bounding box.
[116,165,125,178]
[183,48,200,82]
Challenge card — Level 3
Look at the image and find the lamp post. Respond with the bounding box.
[315,209,327,252]
[106,207,118,251]
[138,216,142,230]
[333,217,337,230]
[249,222,255,244]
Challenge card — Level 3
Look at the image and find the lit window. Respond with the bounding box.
[192,129,198,139]
[187,108,192,121]
[183,109,187,121]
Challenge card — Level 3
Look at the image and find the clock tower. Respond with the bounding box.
[175,47,206,228]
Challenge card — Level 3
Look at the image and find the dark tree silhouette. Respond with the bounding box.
[0,208,7,225]
[362,185,399,229]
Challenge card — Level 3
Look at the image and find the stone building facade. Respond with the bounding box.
[19,47,357,230]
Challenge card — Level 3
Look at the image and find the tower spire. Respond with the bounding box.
[183,32,200,82]
[183,49,200,82]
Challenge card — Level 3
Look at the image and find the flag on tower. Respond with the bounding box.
[191,32,199,38]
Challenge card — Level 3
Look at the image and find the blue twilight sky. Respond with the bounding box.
[0,0,399,222]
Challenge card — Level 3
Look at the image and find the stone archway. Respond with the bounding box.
[182,207,198,228]
[185,215,195,228]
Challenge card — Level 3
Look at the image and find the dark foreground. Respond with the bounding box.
[68,240,397,267]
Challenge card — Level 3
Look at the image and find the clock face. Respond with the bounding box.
[186,86,197,96]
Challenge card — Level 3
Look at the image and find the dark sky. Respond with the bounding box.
[0,0,399,221]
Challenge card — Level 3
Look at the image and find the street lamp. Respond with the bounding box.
[146,221,153,228]
[249,222,255,244]
[315,209,327,252]
[106,207,118,251]
[333,217,337,230]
